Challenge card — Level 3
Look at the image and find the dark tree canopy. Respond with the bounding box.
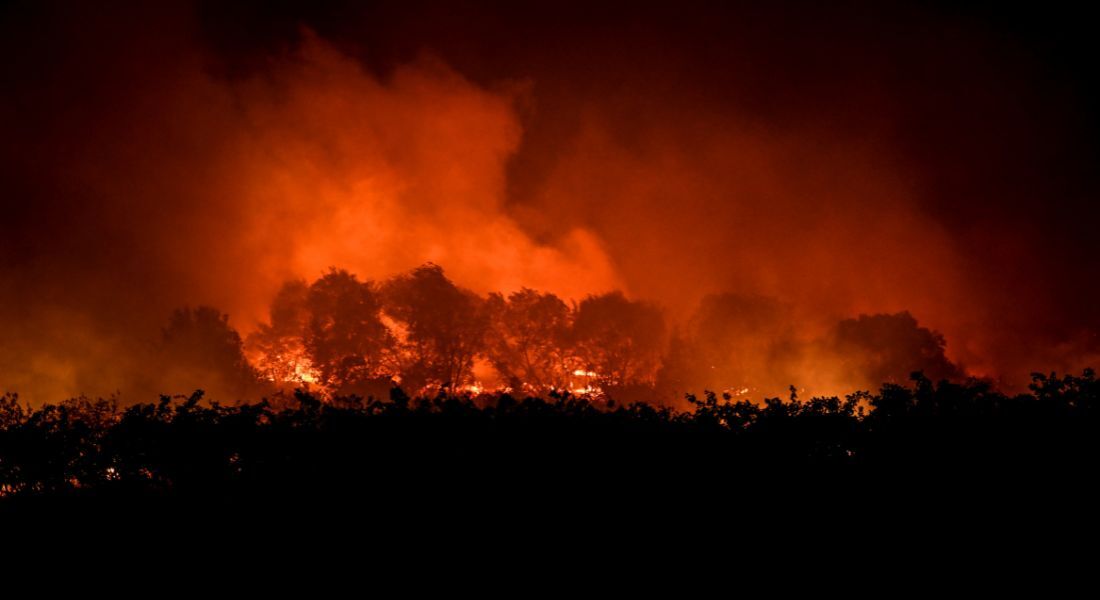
[304,269,393,392]
[380,264,487,392]
[157,306,259,400]
[246,279,311,384]
[572,291,666,387]
[483,288,573,391]
[831,312,963,388]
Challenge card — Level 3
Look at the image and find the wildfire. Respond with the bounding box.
[248,344,321,387]
[565,369,601,395]
[290,359,319,384]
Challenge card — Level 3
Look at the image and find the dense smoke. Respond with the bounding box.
[0,5,618,402]
[1,1,1098,403]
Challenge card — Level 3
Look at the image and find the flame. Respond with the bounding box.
[247,344,321,387]
[462,383,484,395]
[290,359,319,384]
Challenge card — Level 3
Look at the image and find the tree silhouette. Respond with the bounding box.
[246,279,312,384]
[572,292,666,388]
[303,269,393,393]
[830,312,963,388]
[380,264,488,392]
[157,306,259,400]
[483,289,573,391]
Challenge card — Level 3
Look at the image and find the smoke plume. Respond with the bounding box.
[2,1,1098,403]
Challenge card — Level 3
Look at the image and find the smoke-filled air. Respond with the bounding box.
[3,1,1099,406]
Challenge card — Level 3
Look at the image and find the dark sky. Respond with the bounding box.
[1,0,1098,400]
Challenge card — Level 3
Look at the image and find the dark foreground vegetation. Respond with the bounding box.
[3,369,1099,524]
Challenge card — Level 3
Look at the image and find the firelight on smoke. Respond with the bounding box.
[2,2,1098,404]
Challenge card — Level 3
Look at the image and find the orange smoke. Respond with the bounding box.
[228,35,621,316]
[0,19,622,403]
[1,4,1095,403]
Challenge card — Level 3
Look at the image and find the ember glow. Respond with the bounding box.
[1,2,1098,404]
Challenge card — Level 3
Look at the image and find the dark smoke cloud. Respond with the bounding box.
[2,1,1098,402]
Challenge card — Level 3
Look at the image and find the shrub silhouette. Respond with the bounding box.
[3,370,1098,514]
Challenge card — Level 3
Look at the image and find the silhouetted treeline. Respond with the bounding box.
[241,264,670,399]
[3,369,1098,513]
[158,263,965,405]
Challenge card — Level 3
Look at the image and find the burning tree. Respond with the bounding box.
[571,292,666,388]
[246,279,315,385]
[380,264,488,392]
[302,269,394,394]
[483,289,574,391]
